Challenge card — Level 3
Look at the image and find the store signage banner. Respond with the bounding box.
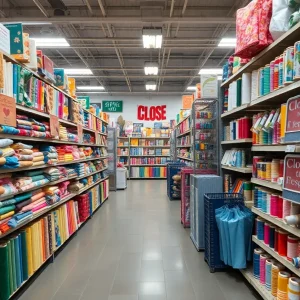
[182,95,194,109]
[102,100,123,112]
[137,105,167,121]
[285,96,300,142]
[0,94,16,127]
[201,74,218,98]
[0,24,10,54]
[283,154,300,203]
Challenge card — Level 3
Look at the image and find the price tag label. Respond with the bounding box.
[286,145,296,152]
[49,114,59,139]
[0,94,16,127]
[77,124,83,143]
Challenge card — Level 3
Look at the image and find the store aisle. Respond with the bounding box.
[19,181,260,300]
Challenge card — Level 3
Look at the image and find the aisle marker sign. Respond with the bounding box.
[283,154,300,203]
[102,100,123,112]
[49,114,59,139]
[285,96,300,142]
[0,94,16,127]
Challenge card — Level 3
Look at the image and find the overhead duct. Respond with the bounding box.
[47,0,67,16]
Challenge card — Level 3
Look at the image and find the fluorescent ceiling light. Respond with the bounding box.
[77,86,105,90]
[64,69,93,75]
[143,28,162,49]
[144,62,159,75]
[218,38,236,47]
[3,22,52,25]
[187,86,197,91]
[32,37,69,47]
[199,68,223,75]
[146,81,157,91]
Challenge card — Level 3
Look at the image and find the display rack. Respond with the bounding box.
[0,50,110,300]
[129,137,170,179]
[219,23,300,297]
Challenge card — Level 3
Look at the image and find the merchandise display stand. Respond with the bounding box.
[220,23,300,296]
[129,137,170,179]
[0,51,110,300]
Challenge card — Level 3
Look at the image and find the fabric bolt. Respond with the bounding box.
[0,211,14,220]
[15,149,33,155]
[0,216,11,225]
[0,125,19,135]
[14,177,32,188]
[15,199,32,211]
[32,156,44,163]
[0,157,20,169]
[30,175,46,182]
[1,147,15,157]
[0,198,17,207]
[17,125,32,130]
[32,161,44,167]
[17,129,31,137]
[0,205,15,215]
[16,115,28,120]
[8,211,32,228]
[15,154,33,161]
[0,139,13,148]
[0,157,6,166]
[25,170,44,177]
[32,201,47,213]
[11,143,33,150]
[21,197,46,212]
[31,125,45,132]
[19,179,49,192]
[32,152,43,157]
[31,192,45,202]
[14,192,33,203]
[31,131,47,138]
[17,120,32,126]
[19,161,33,168]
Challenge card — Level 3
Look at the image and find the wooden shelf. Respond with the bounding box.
[251,178,282,191]
[252,144,300,152]
[240,268,274,300]
[252,207,300,238]
[77,167,108,180]
[0,156,107,174]
[221,139,252,145]
[0,133,106,147]
[221,22,300,88]
[221,104,250,118]
[221,165,252,173]
[253,236,300,277]
[177,129,191,138]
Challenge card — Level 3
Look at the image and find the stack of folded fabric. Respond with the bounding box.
[67,128,78,143]
[68,181,84,193]
[0,174,18,198]
[19,190,46,213]
[75,163,85,177]
[56,146,66,162]
[16,115,32,137]
[58,181,70,198]
[65,167,77,177]
[40,145,58,165]
[59,125,68,141]
[43,186,61,204]
[30,118,50,139]
[11,142,34,167]
[80,146,93,158]
[63,145,74,161]
[7,210,33,228]
[93,147,101,157]
[56,166,69,178]
[72,146,81,160]
[44,167,61,181]
[78,148,86,159]
[32,151,45,166]
[0,125,19,135]
[0,139,20,169]
[83,133,95,144]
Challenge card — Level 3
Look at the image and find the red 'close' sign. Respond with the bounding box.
[137,105,167,121]
[286,96,300,133]
[284,155,300,193]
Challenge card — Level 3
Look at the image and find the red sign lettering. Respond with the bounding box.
[286,96,300,133]
[283,155,300,193]
[137,105,167,121]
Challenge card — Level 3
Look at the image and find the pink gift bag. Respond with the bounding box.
[235,0,273,59]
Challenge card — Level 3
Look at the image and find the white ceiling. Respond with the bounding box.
[0,0,250,95]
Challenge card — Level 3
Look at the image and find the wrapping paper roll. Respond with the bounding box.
[272,262,286,297]
[288,277,300,300]
[242,73,251,104]
[277,271,291,300]
[287,235,299,262]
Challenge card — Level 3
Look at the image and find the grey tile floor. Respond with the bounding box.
[19,180,261,300]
